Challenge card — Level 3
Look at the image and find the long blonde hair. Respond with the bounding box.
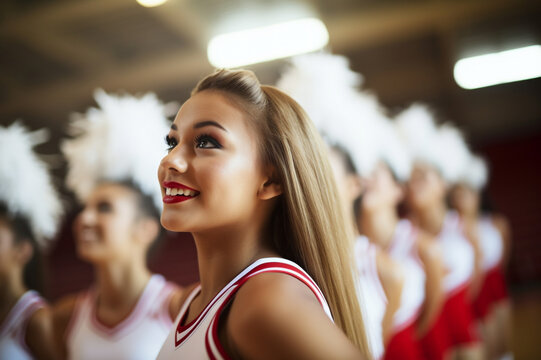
[193,69,370,357]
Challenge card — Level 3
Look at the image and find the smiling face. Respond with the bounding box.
[73,183,141,263]
[158,90,269,234]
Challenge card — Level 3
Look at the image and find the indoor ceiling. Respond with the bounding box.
[1,0,540,147]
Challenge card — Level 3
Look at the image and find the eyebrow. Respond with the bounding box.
[193,120,227,132]
[170,120,227,132]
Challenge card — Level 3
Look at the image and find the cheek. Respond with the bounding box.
[200,155,261,208]
[206,152,259,186]
[0,240,14,264]
[108,215,134,235]
[91,215,122,243]
[408,181,428,203]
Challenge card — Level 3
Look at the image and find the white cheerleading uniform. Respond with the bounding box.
[472,215,509,320]
[478,216,504,271]
[438,212,474,294]
[0,291,46,360]
[156,257,333,360]
[354,236,387,360]
[65,274,175,360]
[387,220,425,331]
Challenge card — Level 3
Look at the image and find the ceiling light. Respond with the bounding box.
[136,0,167,8]
[207,18,329,68]
[454,45,541,89]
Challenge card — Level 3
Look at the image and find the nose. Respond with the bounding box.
[159,145,188,175]
[74,205,95,231]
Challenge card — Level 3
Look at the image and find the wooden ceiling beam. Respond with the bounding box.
[0,50,212,121]
[326,0,538,52]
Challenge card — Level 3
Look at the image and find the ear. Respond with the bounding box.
[347,174,363,200]
[15,241,34,266]
[134,218,160,246]
[257,167,282,200]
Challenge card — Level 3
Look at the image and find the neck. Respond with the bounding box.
[0,269,27,323]
[413,202,447,236]
[93,256,151,308]
[192,221,274,308]
[360,206,399,249]
[458,208,479,222]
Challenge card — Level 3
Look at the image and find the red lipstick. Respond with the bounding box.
[162,181,200,204]
[163,181,198,191]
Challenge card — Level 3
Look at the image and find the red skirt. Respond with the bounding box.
[384,322,425,360]
[420,311,451,360]
[442,286,480,346]
[473,266,509,319]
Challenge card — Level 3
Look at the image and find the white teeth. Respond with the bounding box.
[165,187,198,197]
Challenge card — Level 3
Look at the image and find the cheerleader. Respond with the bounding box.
[53,90,185,360]
[276,53,404,359]
[357,119,446,360]
[156,69,370,359]
[450,155,512,359]
[0,122,62,360]
[328,145,403,360]
[396,105,483,360]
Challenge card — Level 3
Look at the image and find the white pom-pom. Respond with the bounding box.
[458,154,488,190]
[62,89,172,210]
[395,103,440,171]
[395,104,469,183]
[378,119,411,182]
[0,122,62,249]
[434,124,470,183]
[277,52,391,177]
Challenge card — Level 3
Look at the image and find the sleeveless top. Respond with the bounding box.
[354,236,386,360]
[0,291,46,360]
[388,219,426,331]
[156,257,333,360]
[478,216,504,271]
[438,212,474,294]
[66,274,175,360]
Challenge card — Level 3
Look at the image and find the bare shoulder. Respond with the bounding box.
[51,294,79,339]
[375,250,404,287]
[52,294,78,324]
[491,213,510,235]
[416,230,443,261]
[226,272,362,360]
[27,306,59,360]
[27,306,53,339]
[228,272,326,335]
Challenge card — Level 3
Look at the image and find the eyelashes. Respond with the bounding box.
[194,134,222,149]
[164,134,222,152]
[165,135,177,152]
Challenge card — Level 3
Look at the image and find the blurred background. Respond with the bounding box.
[1,0,540,357]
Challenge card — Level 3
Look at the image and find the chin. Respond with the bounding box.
[160,212,187,232]
[75,243,101,263]
[76,249,100,264]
